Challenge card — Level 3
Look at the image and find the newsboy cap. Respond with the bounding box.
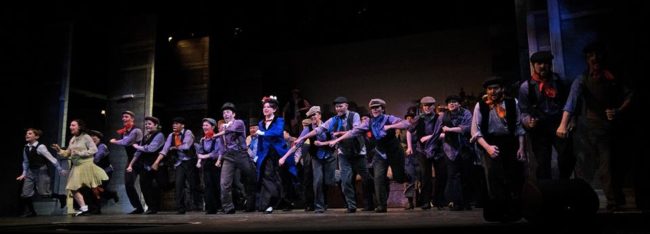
[368,98,386,108]
[202,118,217,126]
[144,116,160,125]
[420,96,436,105]
[332,96,349,104]
[530,51,554,63]
[306,106,321,117]
[122,110,135,117]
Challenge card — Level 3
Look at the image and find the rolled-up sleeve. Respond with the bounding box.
[563,76,583,113]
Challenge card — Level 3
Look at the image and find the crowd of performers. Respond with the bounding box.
[17,44,633,222]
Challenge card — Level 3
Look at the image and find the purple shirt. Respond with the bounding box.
[440,108,472,160]
[133,131,165,160]
[197,137,221,160]
[160,129,195,167]
[217,119,247,158]
[349,114,409,159]
[114,127,143,146]
[408,113,443,156]
[94,143,112,173]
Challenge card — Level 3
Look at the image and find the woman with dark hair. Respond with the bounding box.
[52,119,108,216]
[256,96,297,213]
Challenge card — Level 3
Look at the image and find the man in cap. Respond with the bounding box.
[297,106,336,212]
[152,117,198,214]
[471,76,527,222]
[440,95,474,211]
[110,110,144,214]
[400,111,419,210]
[214,102,257,214]
[196,117,223,214]
[328,98,411,213]
[88,130,119,213]
[129,116,167,214]
[519,51,574,181]
[296,96,373,213]
[557,43,633,211]
[406,96,446,210]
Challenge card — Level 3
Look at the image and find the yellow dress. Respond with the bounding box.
[58,133,109,191]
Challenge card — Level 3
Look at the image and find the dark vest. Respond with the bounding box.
[95,144,111,169]
[307,124,332,158]
[442,109,469,149]
[330,111,365,156]
[415,113,438,147]
[122,127,140,162]
[581,72,624,120]
[139,131,164,165]
[26,144,46,169]
[479,97,517,136]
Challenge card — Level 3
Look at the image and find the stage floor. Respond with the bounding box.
[0,208,647,233]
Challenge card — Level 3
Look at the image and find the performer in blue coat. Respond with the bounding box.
[256,96,297,213]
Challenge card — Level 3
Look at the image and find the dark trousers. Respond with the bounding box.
[339,153,373,210]
[300,152,314,209]
[445,148,474,208]
[574,118,616,206]
[372,141,406,209]
[404,154,419,199]
[312,155,336,211]
[259,151,283,209]
[174,159,200,212]
[124,166,143,211]
[140,165,168,212]
[203,159,222,212]
[417,152,447,207]
[529,126,574,180]
[220,150,256,213]
[482,135,525,222]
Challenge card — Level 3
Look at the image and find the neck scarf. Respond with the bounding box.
[203,129,215,139]
[484,94,506,119]
[532,72,557,98]
[370,114,387,140]
[117,121,133,135]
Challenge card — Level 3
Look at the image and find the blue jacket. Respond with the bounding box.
[256,117,297,179]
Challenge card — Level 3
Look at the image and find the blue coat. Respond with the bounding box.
[256,117,297,179]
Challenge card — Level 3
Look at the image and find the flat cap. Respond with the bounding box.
[332,96,349,104]
[420,96,436,104]
[445,95,462,104]
[202,118,217,126]
[88,130,103,139]
[530,51,554,63]
[122,110,135,117]
[368,98,386,108]
[144,116,160,125]
[482,76,505,88]
[306,106,321,117]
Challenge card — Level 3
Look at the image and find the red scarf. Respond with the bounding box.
[203,129,215,140]
[532,73,557,98]
[484,95,506,119]
[173,130,182,147]
[116,122,133,135]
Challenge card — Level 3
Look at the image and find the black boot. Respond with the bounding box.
[405,197,415,210]
[53,194,67,208]
[20,197,37,217]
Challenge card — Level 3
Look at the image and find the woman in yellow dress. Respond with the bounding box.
[52,119,108,216]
